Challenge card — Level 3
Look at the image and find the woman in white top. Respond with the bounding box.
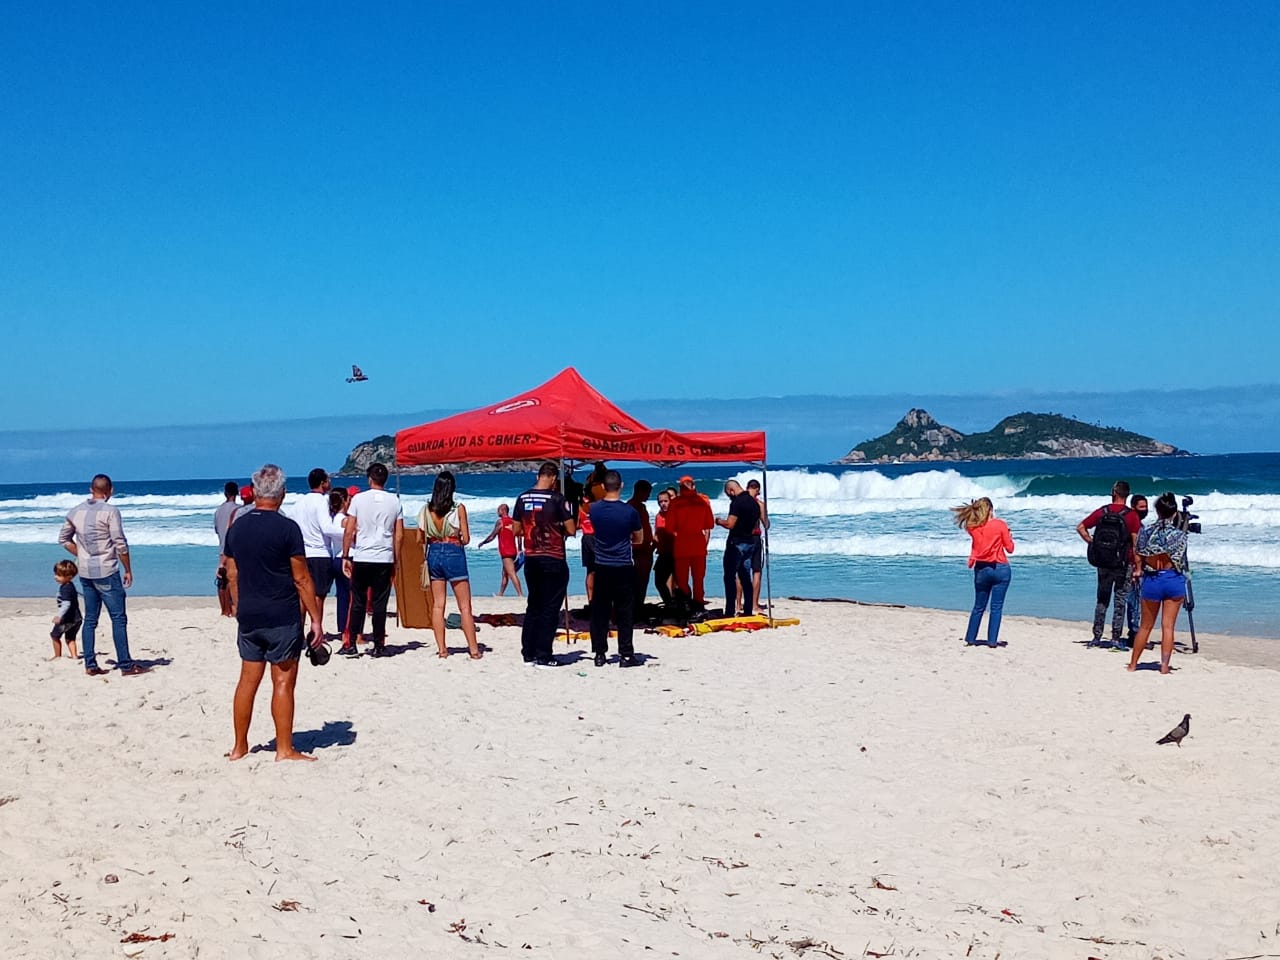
[416,471,481,659]
[325,487,353,643]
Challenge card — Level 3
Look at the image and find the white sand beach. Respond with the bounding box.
[1,596,1276,959]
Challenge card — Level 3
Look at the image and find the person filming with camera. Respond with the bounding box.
[1126,492,1190,675]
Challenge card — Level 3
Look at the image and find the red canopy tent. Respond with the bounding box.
[394,368,774,619]
[395,367,766,467]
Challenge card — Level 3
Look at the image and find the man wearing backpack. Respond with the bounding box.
[1076,480,1142,649]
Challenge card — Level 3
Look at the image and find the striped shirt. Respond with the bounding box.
[59,498,130,579]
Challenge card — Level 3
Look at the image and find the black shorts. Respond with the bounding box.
[751,537,763,570]
[237,622,304,664]
[581,534,596,571]
[307,557,335,597]
[51,619,82,642]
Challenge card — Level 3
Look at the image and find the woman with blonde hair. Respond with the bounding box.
[951,496,1015,647]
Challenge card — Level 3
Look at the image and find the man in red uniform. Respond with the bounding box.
[666,475,714,607]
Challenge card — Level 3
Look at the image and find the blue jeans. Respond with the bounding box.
[426,541,470,582]
[723,541,755,615]
[964,562,1011,646]
[81,571,133,670]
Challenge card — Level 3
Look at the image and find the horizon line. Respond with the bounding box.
[2,381,1278,437]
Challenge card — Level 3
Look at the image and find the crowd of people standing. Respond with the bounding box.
[953,478,1192,673]
[49,464,1197,763]
[207,461,773,671]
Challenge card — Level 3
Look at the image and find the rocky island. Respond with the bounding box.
[337,435,542,477]
[839,409,1188,464]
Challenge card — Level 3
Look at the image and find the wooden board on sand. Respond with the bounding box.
[393,543,433,629]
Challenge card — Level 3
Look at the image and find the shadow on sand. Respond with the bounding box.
[253,720,357,754]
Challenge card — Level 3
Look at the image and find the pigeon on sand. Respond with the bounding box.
[1157,713,1191,747]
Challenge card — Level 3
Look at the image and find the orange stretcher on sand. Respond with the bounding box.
[653,614,800,637]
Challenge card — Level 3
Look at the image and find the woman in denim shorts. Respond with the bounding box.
[417,471,482,660]
[1127,492,1189,675]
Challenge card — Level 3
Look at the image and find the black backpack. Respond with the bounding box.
[1087,506,1132,568]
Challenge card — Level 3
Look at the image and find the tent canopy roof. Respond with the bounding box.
[395,367,765,467]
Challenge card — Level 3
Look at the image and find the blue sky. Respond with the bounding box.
[2,3,1277,434]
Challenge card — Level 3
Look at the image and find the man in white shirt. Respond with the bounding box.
[340,462,403,657]
[213,480,240,616]
[293,468,335,632]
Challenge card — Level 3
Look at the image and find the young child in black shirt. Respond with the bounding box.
[51,559,82,659]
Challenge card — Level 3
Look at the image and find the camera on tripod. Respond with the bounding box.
[1179,495,1202,535]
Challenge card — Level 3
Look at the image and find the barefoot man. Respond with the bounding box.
[224,464,324,762]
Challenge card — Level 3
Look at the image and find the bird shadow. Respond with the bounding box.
[252,720,357,754]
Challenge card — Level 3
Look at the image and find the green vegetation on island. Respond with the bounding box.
[839,409,1187,464]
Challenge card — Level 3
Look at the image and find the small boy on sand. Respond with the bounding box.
[50,560,82,659]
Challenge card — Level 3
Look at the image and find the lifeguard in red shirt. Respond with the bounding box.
[666,475,714,606]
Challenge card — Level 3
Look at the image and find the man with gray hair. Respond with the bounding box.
[59,474,145,676]
[224,464,325,762]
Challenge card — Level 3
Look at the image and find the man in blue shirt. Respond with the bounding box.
[224,464,325,762]
[587,470,644,668]
[717,480,762,616]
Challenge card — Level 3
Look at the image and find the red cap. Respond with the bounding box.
[239,485,253,500]
[679,475,695,484]
[347,485,360,497]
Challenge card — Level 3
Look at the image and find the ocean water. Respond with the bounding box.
[2,453,1276,638]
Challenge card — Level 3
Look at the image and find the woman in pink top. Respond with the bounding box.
[951,497,1015,647]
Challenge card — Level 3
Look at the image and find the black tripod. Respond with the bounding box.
[1179,496,1202,654]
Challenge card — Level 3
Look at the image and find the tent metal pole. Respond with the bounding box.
[762,462,774,623]
[392,464,402,628]
[560,456,572,648]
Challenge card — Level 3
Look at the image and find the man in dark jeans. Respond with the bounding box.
[588,471,644,668]
[512,463,577,669]
[716,480,762,617]
[340,463,404,657]
[1076,480,1142,649]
